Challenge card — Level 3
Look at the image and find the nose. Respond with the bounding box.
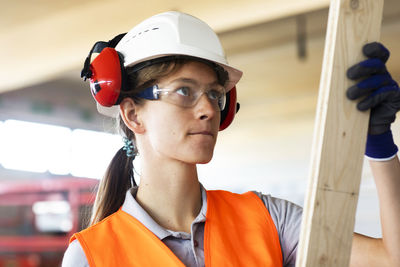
[195,93,218,121]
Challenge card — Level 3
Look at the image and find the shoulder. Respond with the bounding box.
[252,192,303,221]
[252,191,302,234]
[77,209,123,238]
[252,191,302,267]
[62,239,89,267]
[65,210,124,266]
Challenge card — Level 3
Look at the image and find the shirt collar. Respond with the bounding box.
[121,184,208,240]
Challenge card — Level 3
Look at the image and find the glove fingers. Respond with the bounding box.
[357,85,400,111]
[347,84,373,100]
[346,74,394,100]
[347,58,386,80]
[363,42,390,63]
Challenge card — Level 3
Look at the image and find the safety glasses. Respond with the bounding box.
[136,82,226,111]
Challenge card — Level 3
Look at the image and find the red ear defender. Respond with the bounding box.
[219,86,238,131]
[89,47,123,107]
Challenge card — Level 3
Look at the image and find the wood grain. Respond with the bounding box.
[296,0,384,266]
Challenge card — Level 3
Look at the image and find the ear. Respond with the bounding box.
[119,98,145,134]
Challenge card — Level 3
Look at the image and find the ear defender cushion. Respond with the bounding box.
[89,47,123,107]
[219,86,237,131]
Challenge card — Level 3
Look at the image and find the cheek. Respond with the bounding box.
[145,112,184,150]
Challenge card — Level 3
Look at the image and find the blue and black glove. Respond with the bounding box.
[346,42,400,160]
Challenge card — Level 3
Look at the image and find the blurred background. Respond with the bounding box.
[0,0,399,266]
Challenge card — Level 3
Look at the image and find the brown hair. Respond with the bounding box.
[90,57,228,225]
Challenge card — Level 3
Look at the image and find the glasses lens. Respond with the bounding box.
[156,83,226,111]
[205,87,225,110]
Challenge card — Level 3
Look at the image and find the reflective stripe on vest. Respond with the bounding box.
[70,190,283,266]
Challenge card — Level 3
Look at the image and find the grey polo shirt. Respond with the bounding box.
[62,186,302,267]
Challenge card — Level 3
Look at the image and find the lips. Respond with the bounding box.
[188,131,214,137]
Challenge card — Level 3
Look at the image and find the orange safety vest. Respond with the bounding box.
[70,190,283,266]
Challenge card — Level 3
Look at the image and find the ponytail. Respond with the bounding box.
[90,146,136,225]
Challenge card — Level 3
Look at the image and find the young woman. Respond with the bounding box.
[62,11,400,267]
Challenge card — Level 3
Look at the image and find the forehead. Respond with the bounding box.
[158,61,218,86]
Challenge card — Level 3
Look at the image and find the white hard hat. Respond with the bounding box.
[97,11,243,117]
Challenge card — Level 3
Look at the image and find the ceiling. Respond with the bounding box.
[1,0,398,93]
[1,0,333,93]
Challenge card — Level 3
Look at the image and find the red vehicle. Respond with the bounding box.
[0,177,99,267]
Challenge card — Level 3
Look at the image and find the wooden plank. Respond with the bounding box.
[296,0,384,266]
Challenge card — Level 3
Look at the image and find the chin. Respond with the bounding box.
[179,143,215,164]
[183,151,214,165]
[197,158,212,164]
[195,152,214,164]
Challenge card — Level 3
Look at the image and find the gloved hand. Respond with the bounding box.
[346,42,400,160]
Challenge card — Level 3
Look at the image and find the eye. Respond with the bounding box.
[175,87,191,96]
[208,89,224,100]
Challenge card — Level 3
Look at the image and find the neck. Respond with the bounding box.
[135,158,202,233]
